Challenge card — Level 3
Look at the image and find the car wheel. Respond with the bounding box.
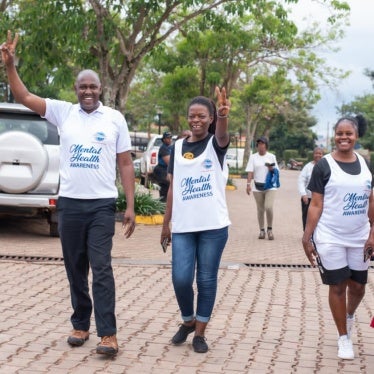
[0,131,48,193]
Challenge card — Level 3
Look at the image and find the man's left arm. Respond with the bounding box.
[117,151,136,238]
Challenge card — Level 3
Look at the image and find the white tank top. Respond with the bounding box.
[171,137,231,233]
[314,153,372,246]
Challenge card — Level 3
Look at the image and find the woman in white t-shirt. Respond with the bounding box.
[245,137,279,240]
[302,115,374,360]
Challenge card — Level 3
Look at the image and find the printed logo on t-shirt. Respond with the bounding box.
[69,144,102,170]
[342,191,370,216]
[180,174,213,201]
[203,158,213,169]
[183,152,194,159]
[95,132,106,142]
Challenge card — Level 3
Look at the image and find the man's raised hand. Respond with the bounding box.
[1,31,19,65]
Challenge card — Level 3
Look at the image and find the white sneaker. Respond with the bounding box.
[338,335,354,360]
[346,315,355,339]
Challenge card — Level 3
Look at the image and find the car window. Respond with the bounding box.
[0,113,59,145]
[153,137,177,148]
[153,138,163,147]
[226,154,237,160]
[129,133,150,151]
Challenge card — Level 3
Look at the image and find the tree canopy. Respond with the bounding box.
[0,0,352,158]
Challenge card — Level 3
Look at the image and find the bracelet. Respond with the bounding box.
[217,114,228,118]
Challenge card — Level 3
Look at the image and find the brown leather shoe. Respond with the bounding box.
[67,329,89,346]
[96,335,118,355]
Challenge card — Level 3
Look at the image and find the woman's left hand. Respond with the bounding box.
[302,238,317,267]
[215,86,230,117]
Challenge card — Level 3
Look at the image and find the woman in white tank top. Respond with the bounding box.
[302,115,374,360]
[160,87,231,353]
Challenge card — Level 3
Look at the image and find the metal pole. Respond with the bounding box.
[235,135,238,174]
[134,129,137,158]
[158,113,162,134]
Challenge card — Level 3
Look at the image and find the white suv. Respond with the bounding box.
[0,103,60,236]
[139,134,176,186]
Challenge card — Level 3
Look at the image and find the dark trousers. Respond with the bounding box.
[57,197,117,337]
[301,198,311,231]
[153,165,169,202]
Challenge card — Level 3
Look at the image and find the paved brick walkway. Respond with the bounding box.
[1,170,374,373]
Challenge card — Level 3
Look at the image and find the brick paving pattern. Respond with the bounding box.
[1,170,374,373]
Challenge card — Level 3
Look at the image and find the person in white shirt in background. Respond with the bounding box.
[298,147,323,231]
[245,136,279,240]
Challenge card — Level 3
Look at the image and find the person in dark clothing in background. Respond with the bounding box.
[153,131,173,202]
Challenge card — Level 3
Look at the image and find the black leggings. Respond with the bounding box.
[301,198,311,231]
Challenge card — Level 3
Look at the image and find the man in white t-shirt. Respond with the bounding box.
[1,31,135,356]
[245,136,279,240]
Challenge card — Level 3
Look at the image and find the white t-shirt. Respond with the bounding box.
[298,161,315,198]
[245,152,278,191]
[44,99,131,199]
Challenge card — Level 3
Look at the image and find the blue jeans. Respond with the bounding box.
[172,227,228,323]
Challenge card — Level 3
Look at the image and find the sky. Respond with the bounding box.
[289,0,374,136]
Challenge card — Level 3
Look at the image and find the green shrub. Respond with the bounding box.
[116,185,166,215]
[283,149,299,161]
[306,150,313,162]
[226,177,236,187]
[228,166,246,175]
[297,157,308,164]
[134,167,141,179]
